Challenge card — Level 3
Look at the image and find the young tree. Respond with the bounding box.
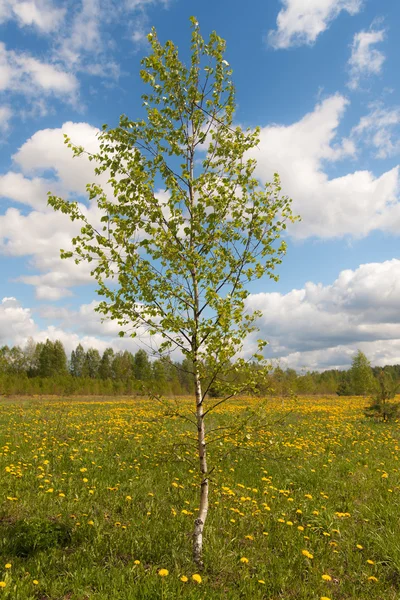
[23,337,38,376]
[112,350,134,382]
[84,348,101,378]
[99,347,115,379]
[48,19,295,566]
[133,349,152,382]
[348,350,375,396]
[70,343,86,377]
[365,370,400,421]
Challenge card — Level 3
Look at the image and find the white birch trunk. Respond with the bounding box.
[193,371,209,568]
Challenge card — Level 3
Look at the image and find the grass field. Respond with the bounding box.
[0,395,399,599]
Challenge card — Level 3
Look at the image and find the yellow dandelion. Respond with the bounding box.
[4,564,11,570]
[0,582,5,588]
[258,579,266,584]
[320,597,331,600]
[180,575,188,582]
[192,574,202,584]
[158,569,169,577]
[356,544,363,550]
[368,576,378,582]
[302,550,313,559]
[33,580,39,585]
[322,574,332,581]
[240,557,249,563]
[366,559,375,565]
[134,560,140,565]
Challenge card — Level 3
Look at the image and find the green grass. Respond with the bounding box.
[0,395,399,599]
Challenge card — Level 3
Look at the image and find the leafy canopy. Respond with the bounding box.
[48,18,295,394]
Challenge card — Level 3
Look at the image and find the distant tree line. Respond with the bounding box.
[0,341,396,397]
[0,338,193,396]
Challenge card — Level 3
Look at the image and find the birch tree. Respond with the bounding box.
[48,18,295,567]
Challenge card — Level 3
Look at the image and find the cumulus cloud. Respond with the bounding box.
[0,42,78,103]
[0,296,165,356]
[0,105,11,131]
[0,296,37,346]
[248,94,400,239]
[246,259,400,369]
[0,296,111,353]
[0,122,108,299]
[0,0,65,33]
[1,93,400,298]
[0,0,171,117]
[348,25,386,90]
[268,0,362,49]
[55,0,169,77]
[351,104,400,159]
[3,259,400,369]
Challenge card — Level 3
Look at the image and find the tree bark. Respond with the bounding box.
[193,370,208,569]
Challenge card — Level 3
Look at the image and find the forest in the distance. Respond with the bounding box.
[0,339,397,397]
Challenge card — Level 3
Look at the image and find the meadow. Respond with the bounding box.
[0,395,399,599]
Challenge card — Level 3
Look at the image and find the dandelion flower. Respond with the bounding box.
[356,544,363,549]
[180,575,188,582]
[258,579,265,584]
[134,560,140,565]
[0,582,5,588]
[4,564,11,569]
[158,569,169,577]
[192,574,202,583]
[322,574,332,581]
[302,550,313,559]
[366,559,375,565]
[368,576,378,582]
[33,580,39,585]
[240,557,249,563]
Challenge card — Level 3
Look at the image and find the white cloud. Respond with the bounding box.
[348,25,386,90]
[0,172,58,210]
[56,0,106,69]
[0,105,11,131]
[0,122,108,299]
[268,0,362,49]
[0,296,37,346]
[0,97,399,301]
[0,42,78,102]
[3,259,400,369]
[351,104,400,159]
[246,259,400,369]
[0,296,163,356]
[249,94,400,239]
[12,121,102,191]
[0,0,65,32]
[55,0,168,76]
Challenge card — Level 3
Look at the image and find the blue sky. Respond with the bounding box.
[1,0,400,371]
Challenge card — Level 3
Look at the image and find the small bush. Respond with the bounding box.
[2,518,72,557]
[365,372,400,422]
